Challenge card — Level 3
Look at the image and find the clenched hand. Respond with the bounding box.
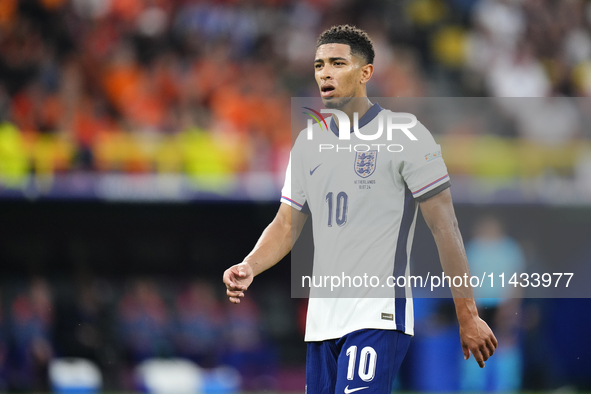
[223,262,254,304]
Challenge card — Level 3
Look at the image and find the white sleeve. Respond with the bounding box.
[399,121,450,201]
[280,153,306,210]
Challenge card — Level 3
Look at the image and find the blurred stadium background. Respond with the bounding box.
[1,0,591,392]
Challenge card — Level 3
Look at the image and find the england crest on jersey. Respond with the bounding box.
[354,151,377,178]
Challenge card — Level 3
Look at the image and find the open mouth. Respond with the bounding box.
[321,85,336,97]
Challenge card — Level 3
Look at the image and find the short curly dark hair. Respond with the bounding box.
[316,25,375,65]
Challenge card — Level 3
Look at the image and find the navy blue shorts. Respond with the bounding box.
[306,329,411,394]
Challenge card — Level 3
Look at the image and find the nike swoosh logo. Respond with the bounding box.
[344,386,369,393]
[310,164,322,175]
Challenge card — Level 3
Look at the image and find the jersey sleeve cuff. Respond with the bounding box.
[281,195,304,210]
[411,174,450,201]
[414,180,450,202]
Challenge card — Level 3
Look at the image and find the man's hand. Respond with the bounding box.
[223,262,254,304]
[221,203,306,304]
[459,315,498,368]
[419,189,499,367]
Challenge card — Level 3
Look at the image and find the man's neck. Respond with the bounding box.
[333,97,373,129]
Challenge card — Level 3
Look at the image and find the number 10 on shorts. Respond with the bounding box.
[346,345,377,381]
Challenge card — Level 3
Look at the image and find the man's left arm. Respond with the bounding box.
[419,188,498,368]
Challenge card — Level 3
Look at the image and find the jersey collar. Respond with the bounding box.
[329,102,383,137]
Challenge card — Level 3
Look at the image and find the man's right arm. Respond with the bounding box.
[223,202,308,303]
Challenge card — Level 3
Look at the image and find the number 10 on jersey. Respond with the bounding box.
[326,192,348,227]
[346,345,377,381]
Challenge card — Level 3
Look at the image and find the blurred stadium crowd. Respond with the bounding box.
[1,0,591,188]
[1,204,591,392]
[0,277,288,391]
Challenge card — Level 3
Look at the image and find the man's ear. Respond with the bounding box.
[360,63,374,84]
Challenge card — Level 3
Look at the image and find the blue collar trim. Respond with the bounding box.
[330,103,383,136]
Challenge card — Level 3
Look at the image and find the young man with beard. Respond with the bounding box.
[223,25,497,394]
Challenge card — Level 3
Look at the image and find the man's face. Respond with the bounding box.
[314,43,367,109]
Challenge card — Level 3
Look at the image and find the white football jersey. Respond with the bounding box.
[281,103,450,341]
